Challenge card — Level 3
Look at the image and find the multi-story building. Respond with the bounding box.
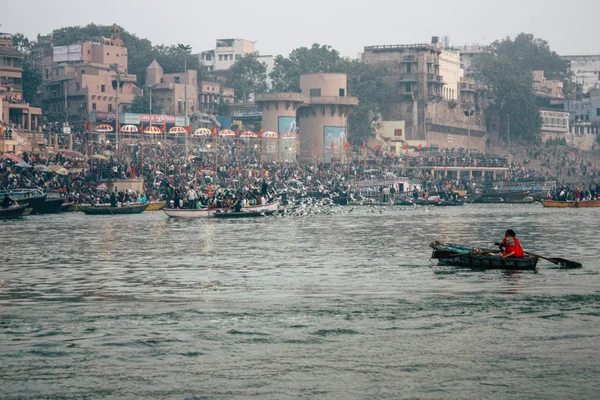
[197,80,234,114]
[363,41,486,151]
[454,44,486,75]
[145,59,198,118]
[40,25,139,125]
[0,32,42,133]
[562,54,600,94]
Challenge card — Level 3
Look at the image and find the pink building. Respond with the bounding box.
[145,60,198,118]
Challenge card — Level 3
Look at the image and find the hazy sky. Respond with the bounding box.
[2,0,598,57]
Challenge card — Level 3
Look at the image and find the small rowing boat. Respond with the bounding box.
[0,204,31,219]
[163,201,280,219]
[429,242,538,270]
[145,200,167,211]
[80,203,149,215]
[214,210,275,219]
[540,199,600,208]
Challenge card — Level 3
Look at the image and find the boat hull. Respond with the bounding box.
[163,201,280,219]
[541,199,600,208]
[145,201,167,211]
[430,242,538,270]
[0,204,29,218]
[80,204,149,215]
[214,210,275,219]
[39,197,64,214]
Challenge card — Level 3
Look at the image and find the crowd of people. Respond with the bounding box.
[2,134,600,207]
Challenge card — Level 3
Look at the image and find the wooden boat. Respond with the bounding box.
[540,199,600,208]
[473,190,533,204]
[39,193,64,214]
[163,201,280,219]
[60,202,81,212]
[429,242,538,270]
[0,204,30,218]
[214,210,275,219]
[145,200,167,211]
[0,189,46,213]
[80,203,149,215]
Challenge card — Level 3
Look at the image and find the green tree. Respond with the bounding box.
[270,44,344,92]
[11,33,42,106]
[226,52,268,102]
[129,92,162,114]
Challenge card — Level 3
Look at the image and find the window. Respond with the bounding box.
[160,78,164,83]
[101,84,105,92]
[87,50,90,54]
[174,77,180,84]
[309,88,321,97]
[108,104,113,112]
[219,55,223,61]
[81,70,85,74]
[92,103,96,110]
[76,83,80,91]
[597,108,600,117]
[406,84,412,93]
[339,88,345,97]
[406,64,412,73]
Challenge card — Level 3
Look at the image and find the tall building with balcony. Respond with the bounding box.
[562,54,600,94]
[0,32,42,133]
[40,24,139,125]
[145,59,198,118]
[363,41,487,151]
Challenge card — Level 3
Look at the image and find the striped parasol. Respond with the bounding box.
[168,126,187,135]
[143,126,162,134]
[218,129,236,137]
[261,131,278,139]
[120,124,139,133]
[96,123,113,133]
[240,130,258,138]
[193,128,212,137]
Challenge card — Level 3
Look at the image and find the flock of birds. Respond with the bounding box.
[273,198,436,218]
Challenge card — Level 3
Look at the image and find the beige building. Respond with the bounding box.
[0,32,42,133]
[533,70,564,99]
[363,41,487,151]
[198,80,234,114]
[197,38,257,71]
[40,25,139,124]
[145,59,198,118]
[256,73,358,163]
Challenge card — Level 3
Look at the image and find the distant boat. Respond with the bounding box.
[214,210,275,219]
[0,204,31,219]
[163,201,280,219]
[0,189,46,213]
[473,190,533,204]
[540,199,600,208]
[80,203,149,215]
[145,200,167,211]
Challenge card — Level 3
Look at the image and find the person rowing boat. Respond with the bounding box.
[496,229,524,258]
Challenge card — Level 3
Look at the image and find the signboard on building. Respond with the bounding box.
[53,44,82,63]
[232,109,262,118]
[278,116,297,134]
[96,112,187,125]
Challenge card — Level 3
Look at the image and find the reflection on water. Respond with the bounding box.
[1,205,599,398]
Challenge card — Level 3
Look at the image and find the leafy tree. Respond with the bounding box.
[129,92,162,114]
[11,34,42,106]
[270,44,344,92]
[226,52,268,102]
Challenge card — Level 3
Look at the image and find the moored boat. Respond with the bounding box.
[214,210,275,219]
[145,200,167,211]
[80,203,149,215]
[473,190,533,204]
[0,204,30,219]
[540,199,600,208]
[39,193,65,214]
[163,201,280,219]
[430,242,538,270]
[0,189,46,213]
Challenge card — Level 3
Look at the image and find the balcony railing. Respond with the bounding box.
[255,92,304,102]
[308,96,358,105]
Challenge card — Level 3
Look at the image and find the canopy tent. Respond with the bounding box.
[240,130,258,138]
[218,129,236,137]
[261,131,278,139]
[33,164,53,173]
[193,128,212,137]
[61,150,84,159]
[2,153,25,163]
[143,126,162,134]
[95,182,108,191]
[168,126,187,135]
[95,123,113,133]
[120,124,139,134]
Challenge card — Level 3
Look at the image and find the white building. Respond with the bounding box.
[196,39,256,71]
[454,44,486,74]
[562,54,600,93]
[439,49,460,100]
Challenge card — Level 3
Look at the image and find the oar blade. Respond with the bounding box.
[549,258,583,269]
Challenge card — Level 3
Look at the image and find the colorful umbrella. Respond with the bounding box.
[261,131,278,139]
[218,129,236,137]
[281,132,297,139]
[120,124,139,134]
[61,150,84,158]
[168,126,187,135]
[34,164,53,172]
[96,123,114,133]
[143,126,162,135]
[193,128,211,137]
[2,153,24,163]
[14,161,32,168]
[91,154,108,161]
[240,130,257,138]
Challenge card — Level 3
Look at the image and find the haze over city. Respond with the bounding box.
[3,0,599,56]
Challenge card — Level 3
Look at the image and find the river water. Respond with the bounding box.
[1,204,599,399]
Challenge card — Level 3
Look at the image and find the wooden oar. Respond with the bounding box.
[525,252,582,269]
